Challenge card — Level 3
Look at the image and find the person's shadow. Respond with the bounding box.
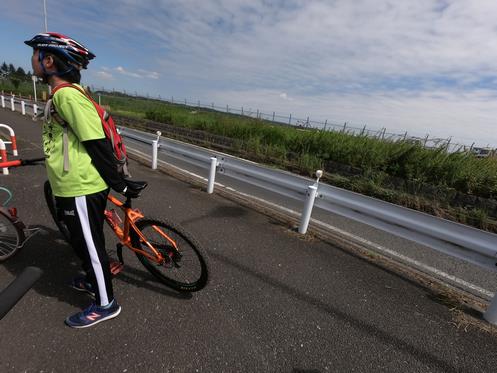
[2,225,191,309]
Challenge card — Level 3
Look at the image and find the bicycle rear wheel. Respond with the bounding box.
[131,218,208,292]
[0,211,24,262]
[43,180,71,243]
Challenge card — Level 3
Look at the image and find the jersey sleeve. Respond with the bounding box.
[53,89,105,141]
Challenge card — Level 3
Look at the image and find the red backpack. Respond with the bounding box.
[48,83,130,177]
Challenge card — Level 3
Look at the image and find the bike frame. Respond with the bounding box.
[104,194,178,265]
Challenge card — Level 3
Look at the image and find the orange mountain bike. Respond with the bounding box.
[44,180,208,292]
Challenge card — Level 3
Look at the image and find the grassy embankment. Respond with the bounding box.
[98,93,497,232]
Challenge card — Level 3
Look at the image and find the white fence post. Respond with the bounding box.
[1,96,4,108]
[299,185,318,234]
[152,140,158,170]
[0,139,9,175]
[298,170,323,234]
[21,101,26,115]
[207,157,217,194]
[33,104,38,116]
[10,97,15,111]
[151,131,161,170]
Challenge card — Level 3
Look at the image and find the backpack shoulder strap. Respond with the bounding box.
[49,84,85,174]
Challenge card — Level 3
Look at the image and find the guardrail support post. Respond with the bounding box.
[207,157,217,194]
[1,96,4,108]
[299,185,318,234]
[484,296,497,325]
[151,131,162,170]
[151,140,158,170]
[33,104,38,116]
[299,170,323,234]
[10,97,15,111]
[21,101,26,115]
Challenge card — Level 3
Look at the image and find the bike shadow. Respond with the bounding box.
[2,225,191,309]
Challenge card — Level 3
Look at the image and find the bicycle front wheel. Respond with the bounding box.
[0,211,24,262]
[132,218,208,292]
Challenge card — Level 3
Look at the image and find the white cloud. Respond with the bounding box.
[96,70,114,80]
[279,92,292,101]
[114,66,159,79]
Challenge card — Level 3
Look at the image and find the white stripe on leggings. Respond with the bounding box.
[75,196,109,306]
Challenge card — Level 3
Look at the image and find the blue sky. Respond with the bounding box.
[2,0,497,146]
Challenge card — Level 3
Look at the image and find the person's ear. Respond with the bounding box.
[43,55,54,69]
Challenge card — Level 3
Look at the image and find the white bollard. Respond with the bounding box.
[298,170,323,234]
[1,96,4,108]
[207,157,217,194]
[151,140,158,170]
[33,104,38,116]
[21,101,26,115]
[484,296,497,325]
[299,185,318,234]
[10,97,15,111]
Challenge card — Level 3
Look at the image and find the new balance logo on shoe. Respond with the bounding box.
[86,312,101,321]
[64,210,75,216]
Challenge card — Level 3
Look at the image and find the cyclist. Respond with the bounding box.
[24,32,139,328]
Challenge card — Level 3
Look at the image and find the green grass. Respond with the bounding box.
[98,93,497,200]
[0,80,49,99]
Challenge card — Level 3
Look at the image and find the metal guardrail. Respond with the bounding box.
[122,125,497,324]
[120,127,497,270]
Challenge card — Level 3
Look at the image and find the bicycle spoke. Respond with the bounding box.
[133,219,207,291]
[0,213,21,260]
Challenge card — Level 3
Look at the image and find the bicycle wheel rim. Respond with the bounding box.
[133,219,208,292]
[0,212,21,261]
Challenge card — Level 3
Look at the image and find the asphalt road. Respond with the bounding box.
[1,108,497,372]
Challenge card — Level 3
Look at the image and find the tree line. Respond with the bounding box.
[0,62,33,89]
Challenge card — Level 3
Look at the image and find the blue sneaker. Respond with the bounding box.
[65,300,121,328]
[70,276,95,298]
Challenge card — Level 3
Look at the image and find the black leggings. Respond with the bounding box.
[55,189,113,306]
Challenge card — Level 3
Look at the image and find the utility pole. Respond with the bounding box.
[43,0,48,32]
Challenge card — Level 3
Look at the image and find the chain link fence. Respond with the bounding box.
[93,86,494,157]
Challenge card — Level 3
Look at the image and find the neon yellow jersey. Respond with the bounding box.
[43,84,108,197]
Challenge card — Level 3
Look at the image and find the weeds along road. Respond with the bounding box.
[1,108,497,372]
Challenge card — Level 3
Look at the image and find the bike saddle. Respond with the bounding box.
[125,180,148,191]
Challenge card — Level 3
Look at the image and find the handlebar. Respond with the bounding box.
[0,157,45,168]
